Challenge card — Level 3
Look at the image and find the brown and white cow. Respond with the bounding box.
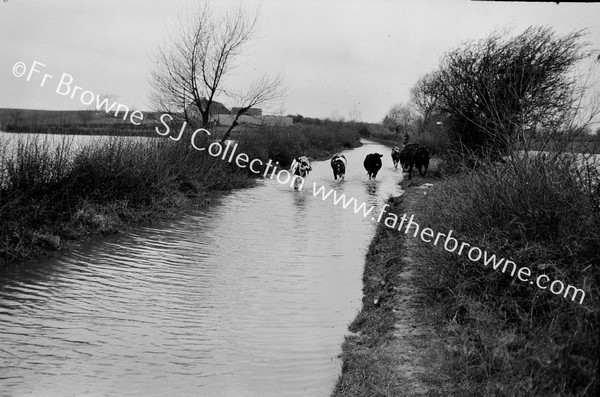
[330,154,347,180]
[290,156,312,189]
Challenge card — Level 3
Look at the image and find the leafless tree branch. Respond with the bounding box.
[149,1,283,135]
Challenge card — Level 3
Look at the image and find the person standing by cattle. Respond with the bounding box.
[395,125,410,145]
[402,132,410,145]
[391,147,402,170]
[363,153,383,180]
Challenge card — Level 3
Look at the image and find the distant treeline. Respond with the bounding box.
[0,108,163,137]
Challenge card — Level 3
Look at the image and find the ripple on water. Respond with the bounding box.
[0,140,403,396]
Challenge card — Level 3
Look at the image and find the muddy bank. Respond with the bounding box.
[332,182,451,396]
[334,148,600,396]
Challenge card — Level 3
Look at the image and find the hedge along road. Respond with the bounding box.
[0,139,403,396]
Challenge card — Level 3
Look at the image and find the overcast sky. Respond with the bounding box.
[1,0,599,123]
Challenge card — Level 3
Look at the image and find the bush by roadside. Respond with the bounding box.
[414,154,600,396]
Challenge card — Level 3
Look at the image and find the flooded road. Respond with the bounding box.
[0,139,403,396]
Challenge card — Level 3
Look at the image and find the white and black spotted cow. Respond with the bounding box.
[290,156,312,190]
[330,154,347,180]
[391,146,402,170]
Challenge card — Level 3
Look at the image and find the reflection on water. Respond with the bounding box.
[0,139,403,396]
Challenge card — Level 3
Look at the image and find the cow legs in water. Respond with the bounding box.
[407,164,413,180]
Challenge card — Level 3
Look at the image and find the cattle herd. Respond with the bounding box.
[289,143,431,189]
[363,143,430,180]
[393,143,431,179]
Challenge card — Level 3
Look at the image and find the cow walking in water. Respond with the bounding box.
[391,146,402,170]
[330,154,347,180]
[399,144,430,179]
[290,156,312,190]
[363,153,383,180]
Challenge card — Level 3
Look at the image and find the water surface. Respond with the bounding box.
[0,139,403,396]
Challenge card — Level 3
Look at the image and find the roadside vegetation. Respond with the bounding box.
[332,200,412,397]
[336,26,600,396]
[235,121,361,167]
[412,26,600,396]
[333,185,449,397]
[0,120,361,267]
[416,154,599,396]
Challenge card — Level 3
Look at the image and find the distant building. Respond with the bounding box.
[231,107,262,117]
[185,99,230,124]
[186,100,291,127]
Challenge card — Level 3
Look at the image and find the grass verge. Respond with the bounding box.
[333,170,449,396]
[334,152,599,396]
[332,194,413,397]
[414,154,600,396]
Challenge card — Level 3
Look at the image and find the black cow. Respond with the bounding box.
[330,154,347,180]
[391,146,402,170]
[363,153,383,180]
[399,144,430,179]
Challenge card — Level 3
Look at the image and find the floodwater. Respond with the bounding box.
[0,138,404,396]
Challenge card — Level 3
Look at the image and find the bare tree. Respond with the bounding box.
[149,1,285,140]
[382,102,417,134]
[409,71,442,123]
[222,74,285,140]
[347,107,362,122]
[328,110,346,123]
[421,26,594,158]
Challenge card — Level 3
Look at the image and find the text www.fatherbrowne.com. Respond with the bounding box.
[13,60,586,305]
[311,182,586,305]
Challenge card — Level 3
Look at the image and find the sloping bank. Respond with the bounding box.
[333,154,599,396]
[332,177,451,397]
[0,122,361,267]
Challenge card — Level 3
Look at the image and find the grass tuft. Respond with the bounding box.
[414,153,600,396]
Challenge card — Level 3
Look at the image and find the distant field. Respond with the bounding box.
[0,108,289,139]
[0,108,163,137]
